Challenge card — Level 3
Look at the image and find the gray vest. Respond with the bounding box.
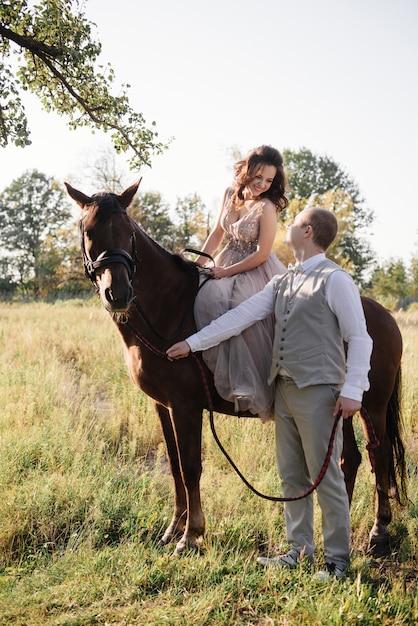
[268,260,346,388]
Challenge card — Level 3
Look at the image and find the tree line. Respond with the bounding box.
[0,148,417,309]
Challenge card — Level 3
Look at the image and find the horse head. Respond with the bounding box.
[65,180,141,313]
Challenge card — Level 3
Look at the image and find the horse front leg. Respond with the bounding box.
[169,404,205,555]
[153,402,188,546]
[154,402,205,554]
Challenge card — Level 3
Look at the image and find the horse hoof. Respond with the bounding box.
[173,544,186,556]
[157,537,170,548]
[173,536,203,556]
[158,531,174,547]
[368,525,390,556]
[159,523,186,547]
[173,539,191,556]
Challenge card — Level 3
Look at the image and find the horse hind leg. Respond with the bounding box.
[343,411,392,556]
[341,417,362,503]
[359,299,405,556]
[367,428,393,556]
[367,374,406,556]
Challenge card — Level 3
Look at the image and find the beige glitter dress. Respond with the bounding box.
[194,189,286,421]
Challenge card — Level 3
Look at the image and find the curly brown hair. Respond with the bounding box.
[231,145,288,211]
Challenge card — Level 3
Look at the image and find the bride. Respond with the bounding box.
[193,145,288,420]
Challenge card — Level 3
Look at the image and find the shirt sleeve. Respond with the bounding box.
[326,270,373,401]
[187,276,278,352]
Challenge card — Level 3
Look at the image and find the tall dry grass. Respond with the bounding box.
[0,301,416,625]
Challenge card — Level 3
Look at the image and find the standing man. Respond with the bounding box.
[167,207,373,580]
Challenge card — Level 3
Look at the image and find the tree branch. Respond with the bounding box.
[0,24,62,59]
[32,48,150,166]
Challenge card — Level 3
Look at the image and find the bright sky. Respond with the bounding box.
[1,0,417,264]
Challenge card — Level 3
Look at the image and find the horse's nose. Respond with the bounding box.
[104,284,133,311]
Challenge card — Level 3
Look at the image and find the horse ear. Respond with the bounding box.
[119,178,142,210]
[64,182,93,208]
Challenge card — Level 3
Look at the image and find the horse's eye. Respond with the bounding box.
[85,229,93,240]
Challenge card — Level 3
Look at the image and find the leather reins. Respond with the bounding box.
[81,235,380,501]
[119,312,380,502]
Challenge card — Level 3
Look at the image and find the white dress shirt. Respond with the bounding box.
[187,253,373,401]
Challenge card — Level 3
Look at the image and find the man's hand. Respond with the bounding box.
[334,396,362,419]
[166,341,191,361]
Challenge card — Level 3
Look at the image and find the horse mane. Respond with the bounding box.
[129,215,200,283]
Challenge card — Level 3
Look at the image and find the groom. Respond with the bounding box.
[167,207,372,581]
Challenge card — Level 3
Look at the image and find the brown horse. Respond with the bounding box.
[66,180,406,556]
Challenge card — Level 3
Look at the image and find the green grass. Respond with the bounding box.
[0,302,416,625]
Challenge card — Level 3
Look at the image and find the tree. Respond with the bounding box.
[409,255,418,299]
[0,257,18,295]
[283,147,374,285]
[0,0,168,168]
[173,194,209,252]
[35,226,89,298]
[366,259,411,309]
[0,170,73,296]
[129,191,177,250]
[130,191,209,253]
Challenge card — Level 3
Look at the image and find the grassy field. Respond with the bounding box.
[0,301,416,625]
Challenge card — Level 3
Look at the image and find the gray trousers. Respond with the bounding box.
[274,378,350,568]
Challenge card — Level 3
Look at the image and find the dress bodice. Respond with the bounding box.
[219,192,265,259]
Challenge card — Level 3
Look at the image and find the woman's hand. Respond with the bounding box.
[208,266,228,279]
[166,341,191,360]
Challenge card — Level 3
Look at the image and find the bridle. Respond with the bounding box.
[79,220,211,342]
[79,218,137,285]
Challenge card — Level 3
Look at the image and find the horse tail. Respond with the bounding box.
[386,366,407,504]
